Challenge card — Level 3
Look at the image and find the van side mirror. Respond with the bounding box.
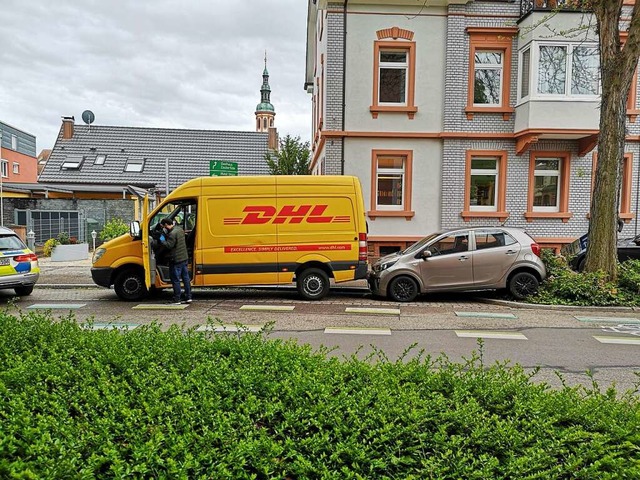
[421,249,432,259]
[130,221,141,239]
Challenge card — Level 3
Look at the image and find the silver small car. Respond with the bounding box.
[368,227,546,302]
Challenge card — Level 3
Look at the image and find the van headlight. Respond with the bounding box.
[93,248,106,264]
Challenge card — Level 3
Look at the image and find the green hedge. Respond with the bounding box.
[1,312,639,479]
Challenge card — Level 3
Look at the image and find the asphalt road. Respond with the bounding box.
[6,256,640,395]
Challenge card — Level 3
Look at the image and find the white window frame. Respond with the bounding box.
[94,154,106,165]
[518,47,531,101]
[11,135,17,150]
[61,156,84,169]
[473,50,504,107]
[469,157,499,212]
[378,49,408,106]
[1,160,8,178]
[12,162,19,174]
[532,157,561,213]
[528,41,600,101]
[376,156,405,211]
[125,157,145,172]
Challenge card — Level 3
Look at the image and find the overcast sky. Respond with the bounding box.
[0,0,311,153]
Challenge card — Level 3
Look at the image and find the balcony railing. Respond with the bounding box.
[520,0,591,18]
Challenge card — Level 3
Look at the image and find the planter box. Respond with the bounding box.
[51,243,89,262]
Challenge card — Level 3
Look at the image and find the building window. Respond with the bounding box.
[592,153,635,222]
[525,151,572,221]
[11,135,17,151]
[532,43,599,97]
[520,48,531,99]
[61,156,84,170]
[474,51,503,106]
[12,163,19,174]
[1,160,7,178]
[370,28,417,119]
[124,157,145,172]
[462,150,508,221]
[94,154,106,165]
[466,27,516,120]
[368,149,414,219]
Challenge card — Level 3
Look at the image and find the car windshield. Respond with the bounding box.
[402,233,440,255]
[0,234,26,251]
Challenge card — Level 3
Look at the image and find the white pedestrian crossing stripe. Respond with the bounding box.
[455,311,517,319]
[240,305,295,311]
[82,323,140,331]
[28,303,86,309]
[455,330,527,340]
[324,327,391,336]
[197,324,265,332]
[345,307,400,315]
[593,336,640,345]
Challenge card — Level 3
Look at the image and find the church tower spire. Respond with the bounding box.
[255,51,275,132]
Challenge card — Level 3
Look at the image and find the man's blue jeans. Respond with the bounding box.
[170,260,192,302]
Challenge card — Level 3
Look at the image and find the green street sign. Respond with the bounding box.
[210,160,238,176]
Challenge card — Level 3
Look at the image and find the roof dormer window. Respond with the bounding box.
[61,156,84,170]
[125,157,145,172]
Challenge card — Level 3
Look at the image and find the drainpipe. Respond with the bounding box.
[341,0,348,175]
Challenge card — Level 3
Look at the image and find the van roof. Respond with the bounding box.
[182,175,357,188]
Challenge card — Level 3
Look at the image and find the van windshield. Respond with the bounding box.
[402,233,440,255]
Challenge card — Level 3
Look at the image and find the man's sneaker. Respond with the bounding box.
[166,300,182,305]
[183,298,193,304]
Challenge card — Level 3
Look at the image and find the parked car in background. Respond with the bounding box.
[0,226,40,296]
[562,233,640,272]
[368,227,546,302]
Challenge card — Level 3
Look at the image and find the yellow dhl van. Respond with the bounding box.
[91,175,369,301]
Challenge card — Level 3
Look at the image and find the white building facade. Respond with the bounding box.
[305,0,640,259]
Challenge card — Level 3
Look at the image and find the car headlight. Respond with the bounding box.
[92,248,106,264]
[378,260,397,272]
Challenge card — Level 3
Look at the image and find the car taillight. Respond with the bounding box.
[530,243,541,257]
[13,253,38,262]
[359,233,368,261]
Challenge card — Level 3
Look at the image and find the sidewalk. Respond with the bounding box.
[37,256,95,286]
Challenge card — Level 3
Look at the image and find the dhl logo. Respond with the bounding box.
[224,205,351,225]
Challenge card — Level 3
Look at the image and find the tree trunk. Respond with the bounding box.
[584,0,640,280]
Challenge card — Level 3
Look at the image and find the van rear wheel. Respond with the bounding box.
[297,268,330,300]
[114,268,147,301]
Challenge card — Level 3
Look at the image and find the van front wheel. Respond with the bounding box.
[297,268,330,301]
[114,269,148,301]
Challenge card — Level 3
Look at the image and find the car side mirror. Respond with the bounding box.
[421,249,432,259]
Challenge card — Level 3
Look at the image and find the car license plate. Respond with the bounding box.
[0,258,9,266]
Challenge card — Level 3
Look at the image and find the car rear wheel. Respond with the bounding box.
[508,272,539,300]
[577,257,586,273]
[297,268,330,300]
[388,275,419,302]
[114,268,147,301]
[14,285,34,296]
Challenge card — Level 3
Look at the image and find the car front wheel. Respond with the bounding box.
[114,269,147,301]
[508,272,539,300]
[388,275,419,302]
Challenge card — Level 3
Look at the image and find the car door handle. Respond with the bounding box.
[506,250,517,255]
[458,256,469,261]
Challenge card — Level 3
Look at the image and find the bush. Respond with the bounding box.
[618,259,640,295]
[540,248,569,278]
[42,238,59,257]
[0,312,638,478]
[56,231,71,245]
[99,218,129,241]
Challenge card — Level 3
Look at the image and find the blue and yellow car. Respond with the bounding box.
[0,226,39,296]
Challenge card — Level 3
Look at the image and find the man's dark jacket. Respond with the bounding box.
[161,225,189,264]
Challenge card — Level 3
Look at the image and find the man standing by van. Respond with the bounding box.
[159,218,192,305]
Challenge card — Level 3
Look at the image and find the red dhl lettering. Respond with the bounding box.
[224,244,352,253]
[223,205,349,225]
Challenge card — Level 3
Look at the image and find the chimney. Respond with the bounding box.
[62,116,75,140]
[268,127,278,151]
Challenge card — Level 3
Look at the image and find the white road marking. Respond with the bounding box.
[240,305,295,311]
[197,324,265,332]
[455,330,527,340]
[324,327,392,335]
[345,307,400,315]
[593,336,640,345]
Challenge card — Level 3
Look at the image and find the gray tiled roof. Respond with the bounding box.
[39,124,271,192]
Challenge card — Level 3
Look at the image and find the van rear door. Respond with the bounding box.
[141,194,154,289]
